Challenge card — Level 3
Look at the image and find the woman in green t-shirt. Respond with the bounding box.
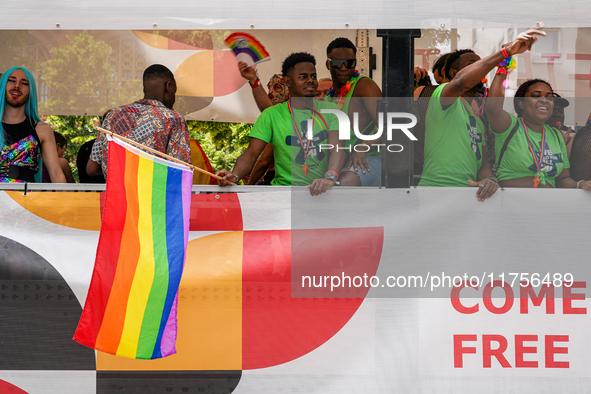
[486,71,591,190]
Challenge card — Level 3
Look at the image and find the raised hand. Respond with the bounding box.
[505,22,546,56]
[238,61,258,83]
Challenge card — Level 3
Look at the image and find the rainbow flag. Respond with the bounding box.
[73,137,192,359]
[224,32,270,67]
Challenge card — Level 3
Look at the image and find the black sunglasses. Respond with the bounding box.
[327,58,357,70]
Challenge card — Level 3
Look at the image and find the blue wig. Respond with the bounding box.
[0,66,42,149]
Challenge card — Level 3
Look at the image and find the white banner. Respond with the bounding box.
[0,188,590,393]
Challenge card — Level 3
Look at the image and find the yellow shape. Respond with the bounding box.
[175,52,214,97]
[116,159,155,358]
[132,31,169,50]
[97,231,243,370]
[190,139,212,185]
[6,191,101,231]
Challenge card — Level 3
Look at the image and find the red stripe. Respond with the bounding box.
[94,145,142,353]
[567,54,591,60]
[73,140,127,349]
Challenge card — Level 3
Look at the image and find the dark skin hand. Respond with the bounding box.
[467,145,499,201]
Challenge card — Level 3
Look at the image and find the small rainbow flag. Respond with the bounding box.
[224,32,271,67]
[73,137,192,359]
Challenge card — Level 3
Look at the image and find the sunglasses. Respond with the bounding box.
[327,58,357,70]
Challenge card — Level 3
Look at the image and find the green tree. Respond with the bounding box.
[39,31,142,182]
[39,31,141,115]
[44,115,101,182]
[187,120,251,172]
[41,117,252,183]
[0,31,37,74]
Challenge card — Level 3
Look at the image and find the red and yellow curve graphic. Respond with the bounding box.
[5,192,384,371]
[131,30,247,115]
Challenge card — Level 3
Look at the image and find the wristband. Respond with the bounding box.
[496,67,508,75]
[325,170,339,180]
[231,172,240,182]
[488,176,499,184]
[501,46,510,58]
[249,78,260,88]
[576,180,585,189]
[323,171,340,186]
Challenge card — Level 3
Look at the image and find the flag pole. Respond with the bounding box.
[96,127,236,186]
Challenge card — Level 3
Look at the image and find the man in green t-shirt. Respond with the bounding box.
[418,50,500,201]
[217,52,346,196]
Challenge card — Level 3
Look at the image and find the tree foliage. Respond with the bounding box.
[36,31,251,182]
[43,115,101,182]
[41,116,251,183]
[187,120,251,172]
[0,31,36,74]
[40,31,141,115]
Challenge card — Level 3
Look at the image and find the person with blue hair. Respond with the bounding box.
[0,66,65,183]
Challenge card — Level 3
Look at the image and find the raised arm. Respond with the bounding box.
[441,24,546,105]
[239,62,273,112]
[485,72,513,134]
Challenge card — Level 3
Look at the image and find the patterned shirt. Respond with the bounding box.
[91,99,191,176]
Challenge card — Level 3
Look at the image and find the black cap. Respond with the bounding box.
[553,92,570,108]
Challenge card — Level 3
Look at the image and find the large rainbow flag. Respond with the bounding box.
[73,137,193,359]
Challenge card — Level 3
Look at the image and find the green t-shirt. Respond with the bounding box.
[494,114,570,188]
[419,83,484,187]
[324,75,380,157]
[249,100,340,186]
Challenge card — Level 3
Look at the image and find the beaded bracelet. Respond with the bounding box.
[325,170,339,180]
[576,180,585,189]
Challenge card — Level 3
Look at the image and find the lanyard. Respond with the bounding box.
[520,118,546,188]
[459,90,488,118]
[287,100,328,175]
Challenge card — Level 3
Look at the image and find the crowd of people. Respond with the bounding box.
[1,29,591,199]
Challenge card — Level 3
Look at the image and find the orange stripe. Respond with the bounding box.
[96,232,243,370]
[95,149,141,354]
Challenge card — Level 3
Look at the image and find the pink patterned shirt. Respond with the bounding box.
[91,99,191,176]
